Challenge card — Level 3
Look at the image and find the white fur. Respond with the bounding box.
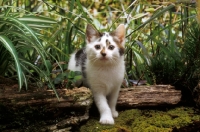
[68,24,125,125]
[68,52,81,71]
[85,32,125,124]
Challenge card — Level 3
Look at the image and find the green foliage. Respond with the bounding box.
[181,20,200,88]
[126,2,197,85]
[67,71,83,88]
[0,2,60,98]
[0,35,24,88]
[0,0,199,91]
[51,70,83,88]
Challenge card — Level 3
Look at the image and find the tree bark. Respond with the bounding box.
[118,85,181,107]
[0,86,93,109]
[0,86,93,132]
[0,85,181,109]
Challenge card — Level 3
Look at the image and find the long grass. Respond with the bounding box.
[0,4,60,98]
[0,0,198,91]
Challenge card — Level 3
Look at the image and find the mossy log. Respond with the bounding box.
[0,87,93,109]
[0,85,181,109]
[0,84,181,131]
[118,85,181,107]
[0,86,92,131]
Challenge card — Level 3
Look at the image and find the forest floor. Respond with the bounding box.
[0,79,200,132]
[81,105,200,132]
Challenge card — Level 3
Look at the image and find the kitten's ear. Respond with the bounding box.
[86,24,101,43]
[110,24,126,45]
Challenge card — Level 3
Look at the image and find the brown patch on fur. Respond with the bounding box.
[110,32,123,44]
[98,37,101,42]
[86,24,102,43]
[118,46,125,56]
[110,24,125,56]
[106,39,110,47]
[100,47,106,56]
[110,36,125,56]
[102,33,109,37]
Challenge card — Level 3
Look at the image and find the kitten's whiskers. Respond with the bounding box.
[110,56,118,64]
[89,56,98,63]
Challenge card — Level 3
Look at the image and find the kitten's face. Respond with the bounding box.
[86,24,125,64]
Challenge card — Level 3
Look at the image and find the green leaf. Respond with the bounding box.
[127,4,175,37]
[68,71,75,79]
[0,35,24,90]
[46,60,52,72]
[18,15,57,24]
[54,77,63,85]
[3,16,43,47]
[145,8,155,12]
[74,75,82,81]
[18,15,57,28]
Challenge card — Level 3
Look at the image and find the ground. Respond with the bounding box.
[1,77,200,131]
[80,107,200,132]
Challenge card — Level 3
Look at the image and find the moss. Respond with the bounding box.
[80,107,200,132]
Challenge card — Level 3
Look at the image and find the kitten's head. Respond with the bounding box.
[85,24,125,65]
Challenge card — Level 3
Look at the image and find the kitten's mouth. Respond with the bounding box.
[100,57,108,60]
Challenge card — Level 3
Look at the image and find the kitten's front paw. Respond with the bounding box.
[112,110,118,118]
[100,116,114,125]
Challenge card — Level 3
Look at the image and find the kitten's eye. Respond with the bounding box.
[108,45,115,50]
[95,45,101,50]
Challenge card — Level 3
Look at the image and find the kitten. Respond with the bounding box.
[68,24,125,124]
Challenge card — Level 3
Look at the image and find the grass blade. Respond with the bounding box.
[0,35,24,90]
[127,4,175,37]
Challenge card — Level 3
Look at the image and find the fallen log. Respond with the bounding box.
[0,85,181,109]
[0,86,92,132]
[118,85,181,107]
[0,85,181,131]
[0,87,93,109]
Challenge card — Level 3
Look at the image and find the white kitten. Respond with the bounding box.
[68,24,126,124]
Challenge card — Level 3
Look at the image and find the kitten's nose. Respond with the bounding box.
[101,53,106,57]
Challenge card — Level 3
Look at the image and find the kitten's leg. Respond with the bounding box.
[93,93,114,124]
[108,88,120,118]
